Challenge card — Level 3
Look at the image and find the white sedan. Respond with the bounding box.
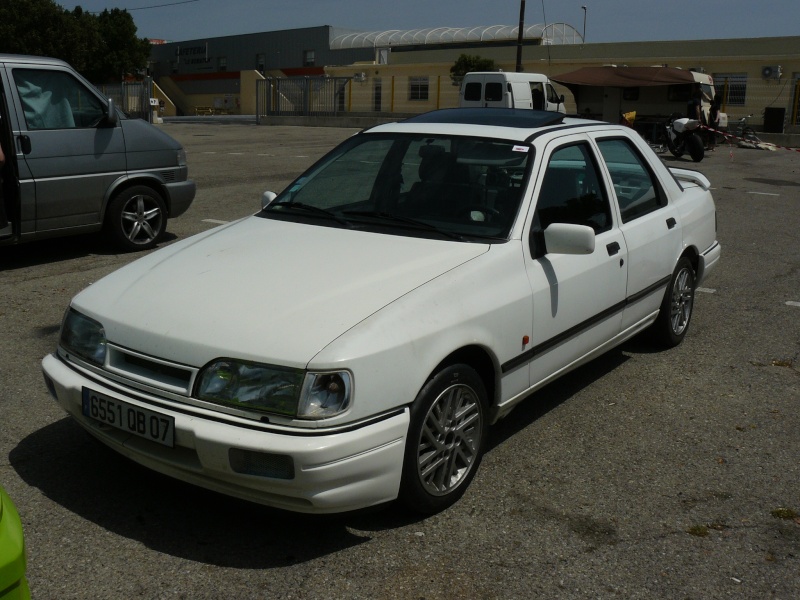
[42,108,720,514]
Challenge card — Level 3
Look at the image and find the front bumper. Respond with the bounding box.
[42,354,408,514]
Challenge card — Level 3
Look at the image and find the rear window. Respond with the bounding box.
[464,82,482,102]
[485,82,503,102]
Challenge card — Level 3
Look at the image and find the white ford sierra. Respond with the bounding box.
[42,108,720,514]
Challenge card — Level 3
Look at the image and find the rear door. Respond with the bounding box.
[593,135,682,332]
[7,62,126,233]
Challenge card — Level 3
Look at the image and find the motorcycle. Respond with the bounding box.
[664,113,704,162]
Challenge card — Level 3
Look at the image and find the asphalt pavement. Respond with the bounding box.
[1,123,798,599]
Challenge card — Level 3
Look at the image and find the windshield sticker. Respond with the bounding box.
[512,145,529,153]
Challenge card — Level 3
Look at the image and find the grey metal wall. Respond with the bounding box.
[149,26,373,79]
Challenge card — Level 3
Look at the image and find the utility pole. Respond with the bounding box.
[515,0,525,72]
[581,5,587,43]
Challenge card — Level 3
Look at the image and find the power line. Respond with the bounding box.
[126,0,200,11]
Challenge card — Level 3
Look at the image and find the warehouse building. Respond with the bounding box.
[146,23,800,133]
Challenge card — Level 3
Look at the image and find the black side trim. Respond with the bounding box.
[501,274,670,374]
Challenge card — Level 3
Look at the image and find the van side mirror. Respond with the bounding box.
[559,95,565,105]
[104,98,118,126]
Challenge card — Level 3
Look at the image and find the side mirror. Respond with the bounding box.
[261,191,277,210]
[105,98,118,126]
[559,94,565,105]
[543,223,595,255]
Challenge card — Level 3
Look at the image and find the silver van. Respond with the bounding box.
[0,54,195,250]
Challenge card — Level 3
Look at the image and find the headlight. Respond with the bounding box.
[60,309,107,366]
[195,359,351,420]
[177,147,187,167]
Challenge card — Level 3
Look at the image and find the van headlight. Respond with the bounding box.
[60,309,107,366]
[177,148,187,167]
[195,360,351,420]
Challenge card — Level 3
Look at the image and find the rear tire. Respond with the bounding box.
[399,364,488,514]
[106,185,167,251]
[651,257,696,348]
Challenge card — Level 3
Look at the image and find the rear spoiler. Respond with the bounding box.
[669,167,710,191]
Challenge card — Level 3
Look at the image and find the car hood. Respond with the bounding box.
[73,217,489,368]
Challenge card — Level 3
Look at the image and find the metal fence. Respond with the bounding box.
[256,77,351,120]
[714,76,800,132]
[251,74,800,134]
[95,78,153,121]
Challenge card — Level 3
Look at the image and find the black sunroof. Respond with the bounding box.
[404,108,565,129]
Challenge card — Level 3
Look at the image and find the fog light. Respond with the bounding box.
[229,448,294,479]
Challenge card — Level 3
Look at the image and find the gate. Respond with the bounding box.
[95,78,153,121]
[256,77,350,121]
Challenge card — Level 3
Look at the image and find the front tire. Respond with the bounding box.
[106,185,167,251]
[687,133,705,162]
[651,257,696,347]
[400,364,488,514]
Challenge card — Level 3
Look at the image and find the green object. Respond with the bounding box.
[0,486,30,600]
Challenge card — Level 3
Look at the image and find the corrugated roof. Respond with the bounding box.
[330,23,583,49]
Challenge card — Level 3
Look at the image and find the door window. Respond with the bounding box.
[12,69,105,130]
[535,143,611,234]
[485,82,503,102]
[596,138,664,222]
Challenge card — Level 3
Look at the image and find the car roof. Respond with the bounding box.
[367,108,615,142]
[0,53,69,67]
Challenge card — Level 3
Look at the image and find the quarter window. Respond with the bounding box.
[12,69,105,130]
[596,138,664,222]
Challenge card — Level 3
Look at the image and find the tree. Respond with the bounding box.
[0,1,150,82]
[450,54,497,85]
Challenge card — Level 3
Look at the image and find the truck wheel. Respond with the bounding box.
[687,134,705,162]
[651,257,695,348]
[106,185,166,251]
[399,364,488,514]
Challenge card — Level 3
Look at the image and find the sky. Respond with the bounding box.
[60,0,797,44]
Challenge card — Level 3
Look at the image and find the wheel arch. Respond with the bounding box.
[428,345,499,408]
[101,175,169,222]
[680,245,700,278]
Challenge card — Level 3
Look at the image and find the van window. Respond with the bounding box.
[463,82,481,102]
[12,69,105,130]
[530,83,545,110]
[485,82,503,102]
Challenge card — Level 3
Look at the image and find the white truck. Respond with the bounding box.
[459,72,566,112]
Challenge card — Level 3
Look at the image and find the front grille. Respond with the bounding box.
[162,170,177,182]
[106,345,196,395]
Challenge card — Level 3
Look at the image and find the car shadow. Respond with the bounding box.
[10,339,660,567]
[0,232,178,270]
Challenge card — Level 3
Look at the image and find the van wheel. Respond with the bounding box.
[399,364,488,514]
[106,186,166,251]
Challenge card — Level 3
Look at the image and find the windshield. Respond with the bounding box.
[260,133,533,241]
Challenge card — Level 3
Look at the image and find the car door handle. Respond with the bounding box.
[606,241,621,256]
[18,135,32,155]
[666,217,677,229]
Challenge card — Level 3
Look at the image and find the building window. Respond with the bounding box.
[409,77,429,101]
[303,50,315,67]
[218,56,227,71]
[713,72,747,106]
[256,53,265,73]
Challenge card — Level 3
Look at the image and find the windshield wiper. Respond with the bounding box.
[266,202,353,227]
[343,210,464,241]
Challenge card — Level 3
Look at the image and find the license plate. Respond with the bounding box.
[82,387,175,448]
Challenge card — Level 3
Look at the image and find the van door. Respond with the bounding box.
[7,63,126,233]
[509,81,533,109]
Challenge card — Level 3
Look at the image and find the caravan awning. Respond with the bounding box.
[551,66,696,88]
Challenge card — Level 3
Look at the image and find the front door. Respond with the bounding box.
[8,63,126,233]
[524,137,628,387]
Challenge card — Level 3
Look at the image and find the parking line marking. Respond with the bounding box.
[787,301,800,307]
[202,151,217,154]
[202,219,229,224]
[747,191,780,196]
[696,287,716,294]
[228,152,244,155]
